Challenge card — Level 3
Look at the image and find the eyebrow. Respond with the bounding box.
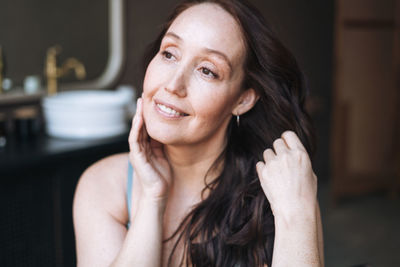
[164,32,182,41]
[164,31,233,71]
[202,48,233,71]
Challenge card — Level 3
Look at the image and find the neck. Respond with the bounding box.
[164,137,226,191]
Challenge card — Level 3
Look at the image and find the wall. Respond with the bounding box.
[0,0,108,85]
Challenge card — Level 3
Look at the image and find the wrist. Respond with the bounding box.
[138,195,167,216]
[273,201,317,228]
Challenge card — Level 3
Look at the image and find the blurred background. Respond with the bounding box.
[0,0,399,266]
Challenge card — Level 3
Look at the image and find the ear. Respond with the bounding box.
[232,88,259,116]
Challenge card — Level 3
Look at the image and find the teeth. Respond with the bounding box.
[157,103,184,116]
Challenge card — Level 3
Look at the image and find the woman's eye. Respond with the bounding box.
[162,51,174,60]
[200,67,219,79]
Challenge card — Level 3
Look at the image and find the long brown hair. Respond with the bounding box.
[143,0,316,266]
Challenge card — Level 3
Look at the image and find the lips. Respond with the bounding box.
[154,99,189,118]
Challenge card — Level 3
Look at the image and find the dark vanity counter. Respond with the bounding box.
[0,131,129,175]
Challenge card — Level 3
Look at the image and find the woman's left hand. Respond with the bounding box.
[256,130,318,219]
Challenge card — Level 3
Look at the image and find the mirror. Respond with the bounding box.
[0,0,125,93]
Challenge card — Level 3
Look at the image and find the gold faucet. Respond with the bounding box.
[45,45,86,95]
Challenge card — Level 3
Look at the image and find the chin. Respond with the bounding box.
[148,129,185,146]
[146,127,168,144]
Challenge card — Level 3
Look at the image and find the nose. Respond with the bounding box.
[164,67,187,97]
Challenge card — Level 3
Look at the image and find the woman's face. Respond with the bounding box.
[142,3,247,147]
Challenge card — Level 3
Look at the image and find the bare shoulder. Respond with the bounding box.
[74,152,130,224]
[73,153,132,265]
[79,152,129,186]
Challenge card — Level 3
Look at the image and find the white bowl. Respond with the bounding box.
[42,89,135,139]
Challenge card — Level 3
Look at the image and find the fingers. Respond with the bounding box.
[263,148,275,162]
[150,138,165,158]
[261,130,305,163]
[128,98,161,163]
[272,138,288,155]
[281,130,306,151]
[139,120,149,150]
[256,161,265,178]
[129,98,144,153]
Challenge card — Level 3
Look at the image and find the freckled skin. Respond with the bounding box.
[142,3,247,149]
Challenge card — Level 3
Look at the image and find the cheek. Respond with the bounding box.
[143,58,158,95]
[191,89,237,122]
[143,57,176,101]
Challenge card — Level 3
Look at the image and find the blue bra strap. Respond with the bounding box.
[126,162,133,228]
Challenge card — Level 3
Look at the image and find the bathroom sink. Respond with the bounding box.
[42,88,135,139]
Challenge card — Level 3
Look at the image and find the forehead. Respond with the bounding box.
[167,3,246,63]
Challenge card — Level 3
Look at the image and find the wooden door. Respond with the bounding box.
[331,0,400,201]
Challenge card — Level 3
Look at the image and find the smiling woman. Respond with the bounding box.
[142,5,249,147]
[73,0,323,266]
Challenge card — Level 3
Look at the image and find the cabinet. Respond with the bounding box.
[0,133,129,266]
[331,0,400,201]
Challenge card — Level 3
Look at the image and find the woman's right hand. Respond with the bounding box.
[128,97,172,204]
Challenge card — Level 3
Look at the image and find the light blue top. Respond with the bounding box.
[126,162,133,229]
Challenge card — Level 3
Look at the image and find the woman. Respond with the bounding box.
[73,0,324,266]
